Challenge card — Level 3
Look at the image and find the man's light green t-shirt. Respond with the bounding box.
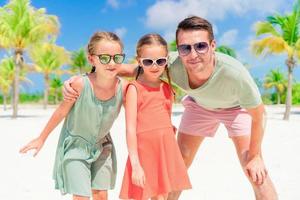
[167,52,262,110]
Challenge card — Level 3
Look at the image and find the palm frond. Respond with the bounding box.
[252,36,289,56]
[255,21,280,37]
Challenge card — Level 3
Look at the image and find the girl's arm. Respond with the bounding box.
[125,84,145,188]
[20,77,84,156]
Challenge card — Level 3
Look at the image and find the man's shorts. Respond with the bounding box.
[178,96,252,137]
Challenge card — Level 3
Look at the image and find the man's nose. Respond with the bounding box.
[189,47,199,59]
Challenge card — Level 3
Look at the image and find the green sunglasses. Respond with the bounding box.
[95,54,125,64]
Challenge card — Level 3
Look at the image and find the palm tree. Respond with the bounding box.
[0,58,13,110]
[50,76,63,104]
[264,69,287,104]
[0,56,30,110]
[216,45,237,58]
[70,48,90,74]
[252,0,300,120]
[29,42,70,109]
[168,40,177,52]
[0,0,59,117]
[292,82,300,104]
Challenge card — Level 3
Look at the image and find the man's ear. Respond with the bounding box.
[210,39,216,51]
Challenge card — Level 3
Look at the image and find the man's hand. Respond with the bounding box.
[63,76,80,102]
[245,154,268,185]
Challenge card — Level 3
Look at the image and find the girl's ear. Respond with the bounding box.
[136,57,143,67]
[88,54,95,66]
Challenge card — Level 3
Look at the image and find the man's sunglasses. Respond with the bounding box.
[140,57,168,67]
[95,54,125,64]
[177,42,209,56]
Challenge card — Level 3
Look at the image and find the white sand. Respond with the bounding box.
[0,105,299,200]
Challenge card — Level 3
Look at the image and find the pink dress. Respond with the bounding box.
[119,81,191,200]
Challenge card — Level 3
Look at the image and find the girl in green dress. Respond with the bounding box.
[20,31,126,200]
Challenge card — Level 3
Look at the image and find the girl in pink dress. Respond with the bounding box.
[119,33,191,200]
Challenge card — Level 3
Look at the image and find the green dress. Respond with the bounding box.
[53,75,123,196]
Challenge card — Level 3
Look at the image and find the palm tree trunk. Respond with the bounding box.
[3,94,7,111]
[55,89,58,104]
[44,74,49,109]
[283,58,294,120]
[12,51,23,118]
[11,83,14,109]
[277,92,280,105]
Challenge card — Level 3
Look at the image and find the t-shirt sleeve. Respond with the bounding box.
[168,51,179,66]
[237,69,262,108]
[160,51,179,80]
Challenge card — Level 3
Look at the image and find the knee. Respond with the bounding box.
[92,190,107,200]
[179,144,193,167]
[167,192,179,200]
[73,195,89,200]
[253,179,278,200]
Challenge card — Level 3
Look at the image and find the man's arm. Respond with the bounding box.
[62,64,137,102]
[62,75,81,102]
[245,103,268,185]
[247,103,265,158]
[117,63,137,77]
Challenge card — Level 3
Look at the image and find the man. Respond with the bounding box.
[166,16,277,200]
[63,16,277,200]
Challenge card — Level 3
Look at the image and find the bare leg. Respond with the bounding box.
[73,195,89,200]
[232,135,278,200]
[151,193,168,200]
[92,190,107,200]
[168,132,205,200]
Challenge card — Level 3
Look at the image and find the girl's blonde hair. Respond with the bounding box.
[135,33,173,92]
[87,31,123,73]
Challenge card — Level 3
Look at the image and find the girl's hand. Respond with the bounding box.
[19,137,45,157]
[131,165,146,188]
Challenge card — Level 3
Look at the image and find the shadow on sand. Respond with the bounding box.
[172,111,183,116]
[0,115,41,119]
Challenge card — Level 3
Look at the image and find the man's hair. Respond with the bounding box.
[176,16,214,43]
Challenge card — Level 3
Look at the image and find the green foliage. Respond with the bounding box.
[252,0,300,119]
[261,93,274,105]
[216,45,237,58]
[0,0,59,50]
[292,82,300,104]
[70,47,90,74]
[30,42,70,75]
[0,95,9,104]
[48,76,63,104]
[19,92,43,103]
[264,68,287,104]
[168,40,177,52]
[252,0,300,57]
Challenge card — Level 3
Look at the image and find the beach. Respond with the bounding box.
[0,105,299,200]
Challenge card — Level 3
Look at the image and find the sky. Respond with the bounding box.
[0,0,299,93]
